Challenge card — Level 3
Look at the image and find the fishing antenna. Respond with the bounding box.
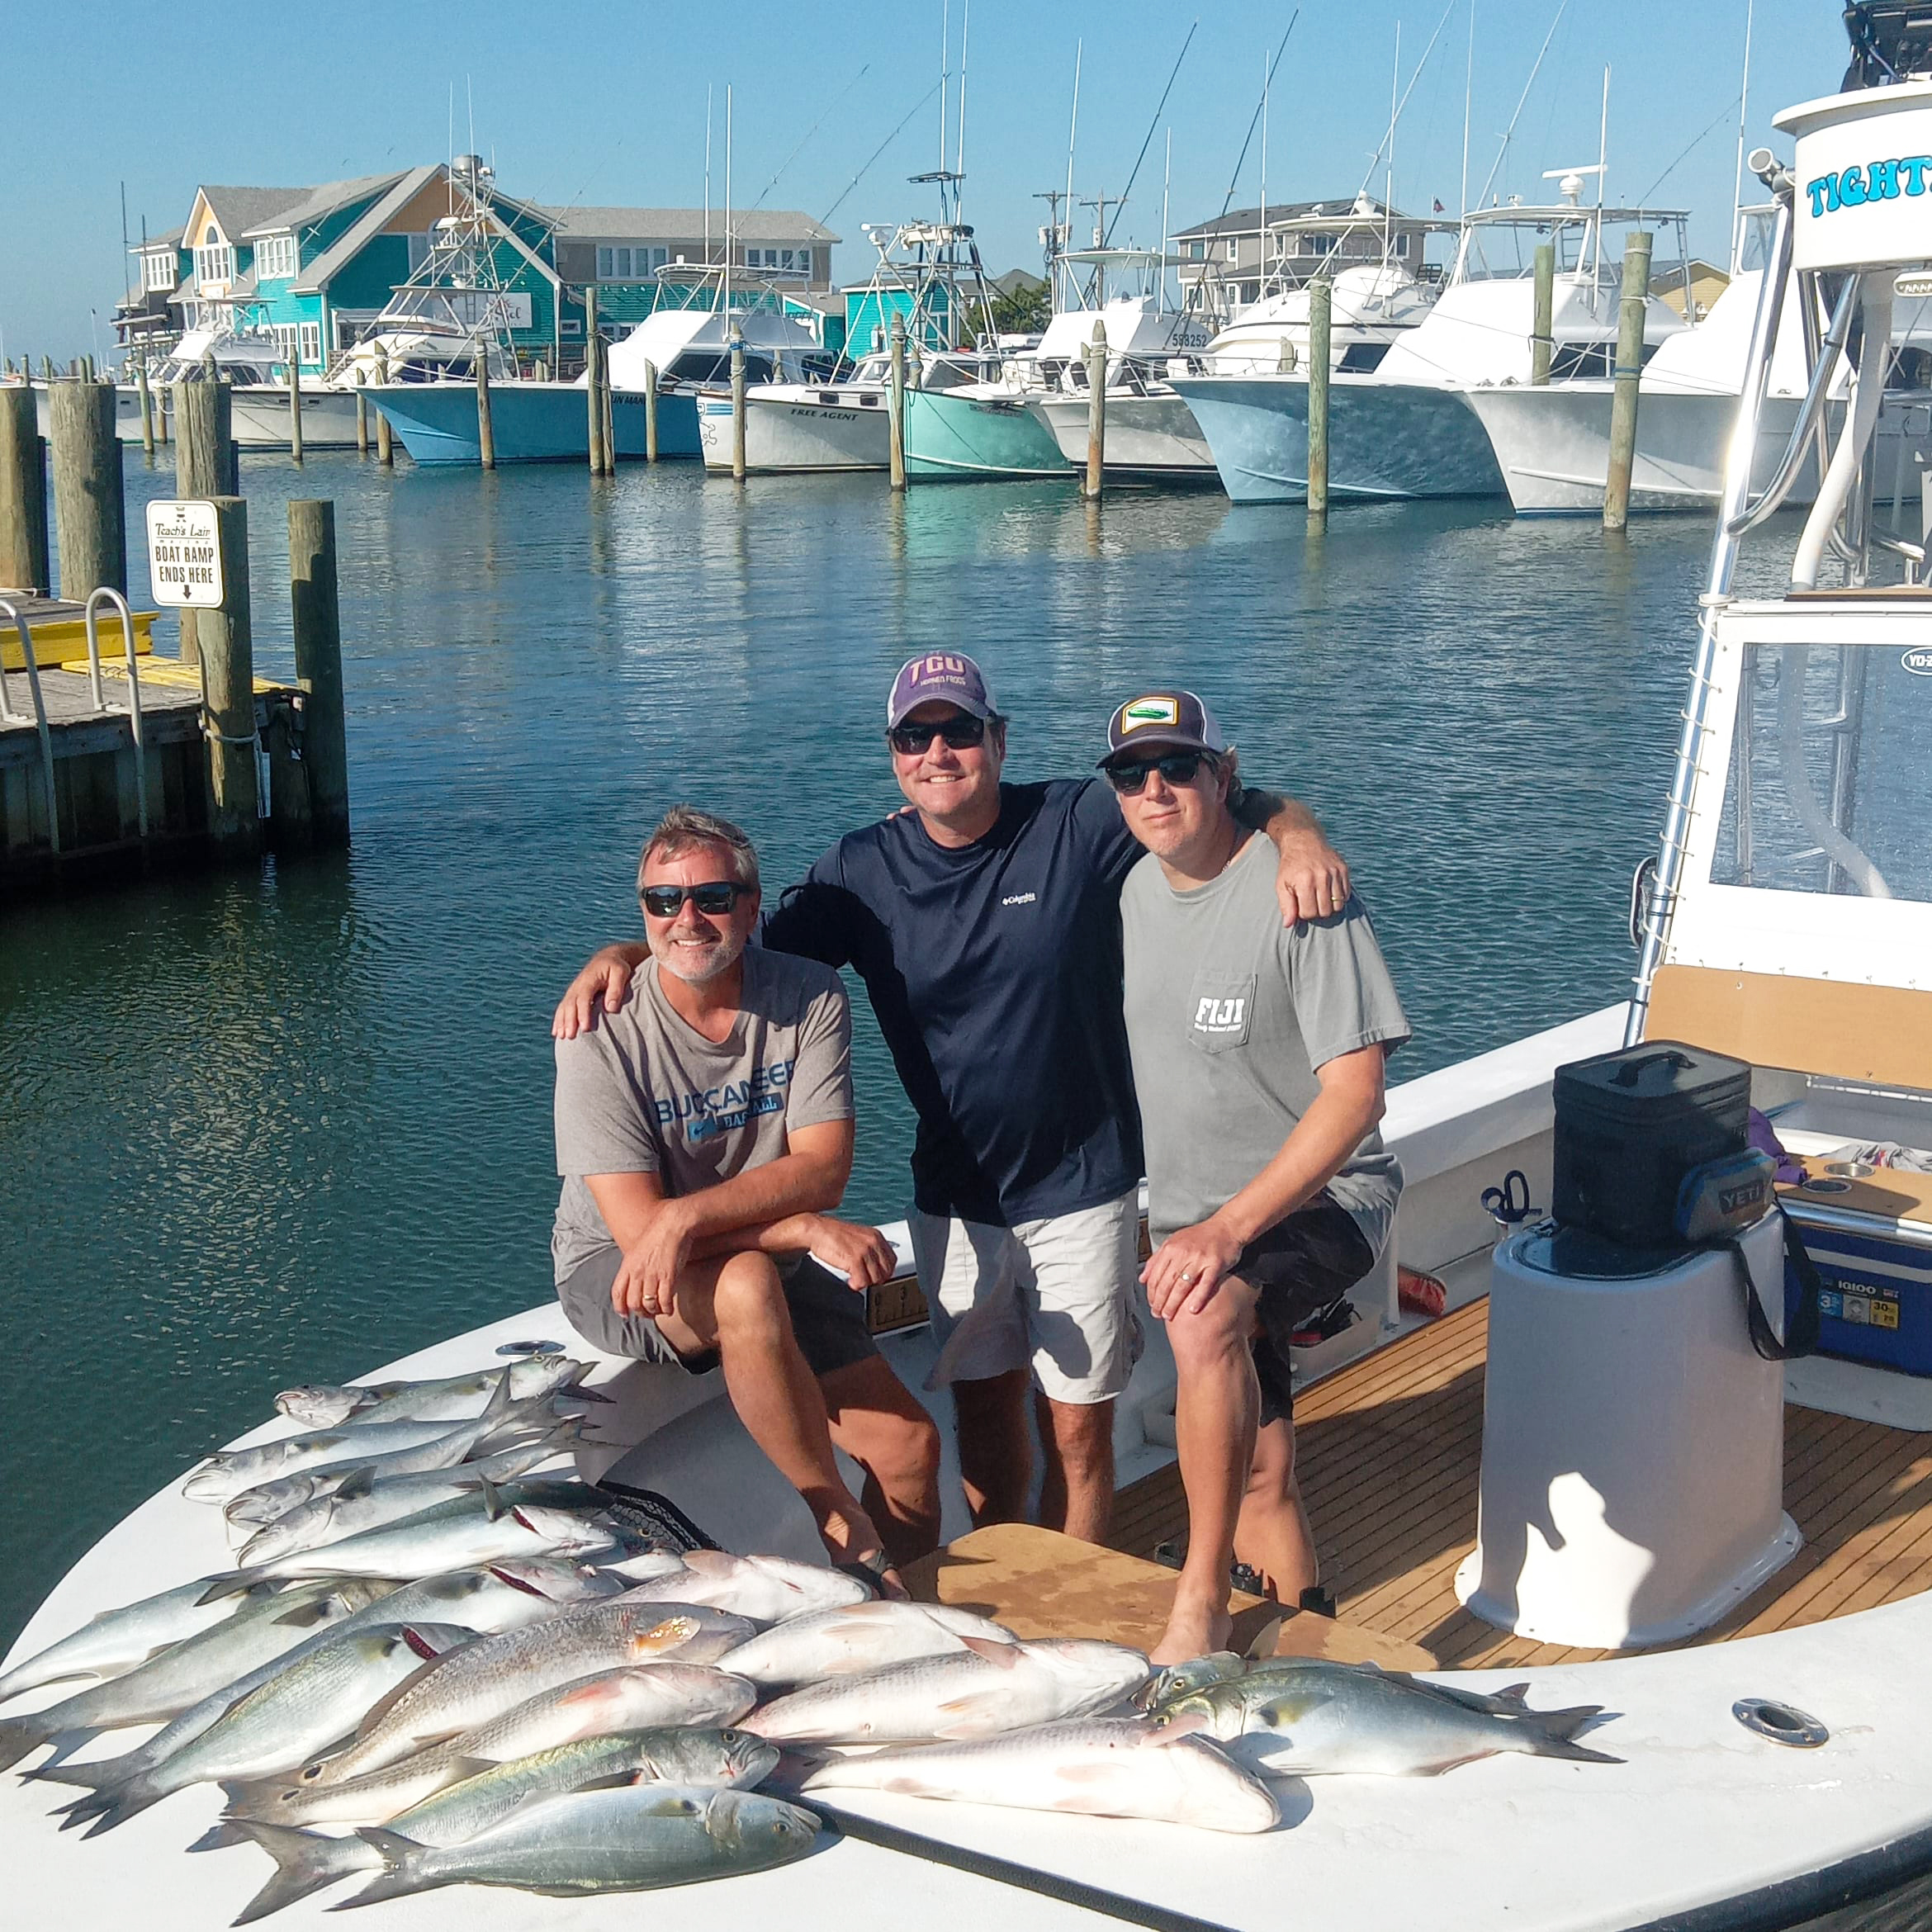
[753,64,872,208]
[1211,12,1298,225]
[1102,19,1198,247]
[1475,0,1569,208]
[821,82,945,225]
[1354,0,1459,205]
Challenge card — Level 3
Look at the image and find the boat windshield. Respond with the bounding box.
[1712,640,1932,901]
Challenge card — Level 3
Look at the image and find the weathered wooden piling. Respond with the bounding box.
[375,347,394,466]
[136,359,156,457]
[1306,277,1333,523]
[1532,243,1556,386]
[0,385,50,594]
[888,319,907,492]
[287,358,305,464]
[50,380,125,597]
[286,499,350,850]
[355,372,369,454]
[1603,229,1654,533]
[199,496,260,856]
[643,359,660,462]
[1083,321,1107,501]
[731,327,749,483]
[174,378,236,665]
[601,361,616,476]
[476,351,495,470]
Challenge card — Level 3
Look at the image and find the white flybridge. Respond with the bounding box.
[1462,204,1932,515]
[10,36,1932,1932]
[1171,182,1695,503]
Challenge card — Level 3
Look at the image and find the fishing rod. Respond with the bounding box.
[1475,0,1569,209]
[754,64,873,209]
[820,81,945,225]
[1353,0,1461,204]
[1211,10,1299,227]
[1102,19,1198,248]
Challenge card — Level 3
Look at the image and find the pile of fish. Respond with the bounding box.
[0,1352,1622,1920]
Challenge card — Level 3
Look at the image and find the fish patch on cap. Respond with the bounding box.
[1120,697,1181,732]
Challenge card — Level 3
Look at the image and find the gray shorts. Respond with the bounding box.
[556,1249,879,1380]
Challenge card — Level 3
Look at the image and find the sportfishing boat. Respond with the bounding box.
[1170,184,1695,504]
[1460,198,1932,516]
[8,29,1932,1931]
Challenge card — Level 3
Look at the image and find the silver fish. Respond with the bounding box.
[201,1500,616,1598]
[803,1716,1281,1833]
[746,1637,1150,1744]
[612,1550,869,1625]
[0,1579,393,1773]
[721,1600,1017,1688]
[64,1624,471,1833]
[335,1783,818,1906]
[276,1358,607,1430]
[221,1662,760,1830]
[229,1726,778,1921]
[1153,1660,1620,1776]
[1139,1651,1248,1711]
[36,1562,619,1807]
[0,1577,249,1705]
[291,1601,756,1787]
[183,1417,490,1504]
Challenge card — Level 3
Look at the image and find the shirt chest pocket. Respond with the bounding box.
[1186,972,1257,1054]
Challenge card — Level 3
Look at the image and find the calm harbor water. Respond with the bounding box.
[0,450,1806,1649]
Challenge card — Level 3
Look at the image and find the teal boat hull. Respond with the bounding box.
[364,381,700,465]
[902,389,1073,481]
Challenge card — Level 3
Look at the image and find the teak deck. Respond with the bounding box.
[1106,1299,1932,1669]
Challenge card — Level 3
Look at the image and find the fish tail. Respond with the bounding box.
[22,1754,129,1792]
[1518,1709,1622,1763]
[1518,1702,1609,1744]
[227,1821,380,1924]
[329,1827,434,1911]
[195,1572,258,1605]
[0,1714,53,1773]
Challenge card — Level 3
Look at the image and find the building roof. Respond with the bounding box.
[291,164,447,293]
[194,187,312,242]
[134,227,185,256]
[1172,197,1404,239]
[992,268,1046,296]
[1652,258,1729,292]
[241,172,406,238]
[537,205,840,244]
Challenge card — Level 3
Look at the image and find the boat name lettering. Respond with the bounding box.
[1904,649,1932,677]
[1804,156,1932,218]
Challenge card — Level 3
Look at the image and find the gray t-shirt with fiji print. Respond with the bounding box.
[552,946,854,1286]
[1120,832,1411,1255]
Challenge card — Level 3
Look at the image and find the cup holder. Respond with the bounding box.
[1733,1698,1830,1748]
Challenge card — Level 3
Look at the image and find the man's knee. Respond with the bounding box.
[850,1404,942,1490]
[1166,1284,1254,1372]
[1044,1395,1114,1470]
[711,1252,789,1346]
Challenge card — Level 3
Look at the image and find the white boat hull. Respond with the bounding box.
[697,387,893,472]
[1031,393,1215,478]
[36,386,362,451]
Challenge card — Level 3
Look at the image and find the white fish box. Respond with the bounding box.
[1456,1212,1798,1648]
[1775,78,1932,274]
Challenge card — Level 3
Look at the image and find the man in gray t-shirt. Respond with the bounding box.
[552,806,940,1582]
[1106,689,1411,1665]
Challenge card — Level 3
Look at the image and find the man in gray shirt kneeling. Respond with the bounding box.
[1105,693,1410,1664]
[553,807,940,1588]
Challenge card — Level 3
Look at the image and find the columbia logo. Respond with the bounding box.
[1002,893,1037,907]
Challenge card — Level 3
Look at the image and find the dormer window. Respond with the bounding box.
[256,234,297,280]
[143,253,176,291]
[194,238,234,288]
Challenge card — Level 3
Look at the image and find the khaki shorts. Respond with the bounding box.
[556,1249,878,1380]
[907,1190,1144,1405]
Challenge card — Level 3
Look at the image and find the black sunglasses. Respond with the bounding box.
[887,713,988,755]
[639,881,751,918]
[1105,751,1215,795]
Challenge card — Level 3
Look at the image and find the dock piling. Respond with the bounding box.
[1603,229,1655,533]
[50,379,126,598]
[643,360,659,463]
[198,495,260,857]
[137,359,156,458]
[355,372,369,454]
[731,327,749,483]
[1532,243,1555,386]
[888,319,906,492]
[0,384,50,594]
[287,358,304,465]
[174,378,236,665]
[287,499,350,850]
[375,348,394,466]
[1083,321,1107,501]
[476,350,495,470]
[1306,278,1333,524]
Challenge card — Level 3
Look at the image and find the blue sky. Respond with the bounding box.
[1,0,1850,361]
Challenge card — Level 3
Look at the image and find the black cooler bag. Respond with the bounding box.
[1552,1040,1752,1249]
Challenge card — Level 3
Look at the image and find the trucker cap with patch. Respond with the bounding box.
[1100,689,1227,765]
[887,652,1001,728]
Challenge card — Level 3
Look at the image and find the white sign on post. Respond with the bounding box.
[144,499,225,608]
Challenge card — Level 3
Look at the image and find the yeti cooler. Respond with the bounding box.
[1552,1041,1752,1249]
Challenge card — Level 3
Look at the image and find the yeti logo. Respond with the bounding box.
[1195,996,1248,1035]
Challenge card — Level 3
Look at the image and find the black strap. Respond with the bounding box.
[585,1477,723,1553]
[1729,1212,1823,1363]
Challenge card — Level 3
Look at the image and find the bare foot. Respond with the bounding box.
[1149,1589,1234,1666]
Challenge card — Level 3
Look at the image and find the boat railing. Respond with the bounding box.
[0,600,59,858]
[83,590,149,845]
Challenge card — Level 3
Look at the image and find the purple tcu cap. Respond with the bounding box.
[887,651,1000,728]
[1100,689,1227,765]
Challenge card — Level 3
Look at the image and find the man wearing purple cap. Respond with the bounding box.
[555,651,1351,1546]
[1103,687,1408,1663]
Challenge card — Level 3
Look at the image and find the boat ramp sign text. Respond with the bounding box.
[144,500,225,608]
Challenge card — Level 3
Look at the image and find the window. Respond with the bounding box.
[270,323,300,365]
[1226,237,1239,262]
[299,321,321,365]
[143,252,176,291]
[1183,239,1204,262]
[1395,232,1411,258]
[1299,233,1337,258]
[256,234,297,280]
[194,242,234,288]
